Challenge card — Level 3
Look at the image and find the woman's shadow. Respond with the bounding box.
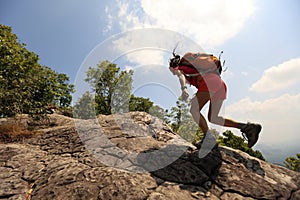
[136,143,222,192]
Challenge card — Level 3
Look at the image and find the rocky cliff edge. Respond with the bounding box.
[0,112,299,200]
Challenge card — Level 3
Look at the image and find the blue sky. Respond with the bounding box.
[1,0,300,164]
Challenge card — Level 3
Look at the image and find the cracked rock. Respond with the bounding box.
[0,112,299,200]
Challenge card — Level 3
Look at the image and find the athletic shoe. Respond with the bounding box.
[198,132,217,158]
[241,123,262,148]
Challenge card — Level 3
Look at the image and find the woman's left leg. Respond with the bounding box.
[190,92,218,156]
[190,91,211,133]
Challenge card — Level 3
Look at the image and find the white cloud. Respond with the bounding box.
[104,0,257,69]
[103,6,113,33]
[225,93,300,146]
[106,0,257,49]
[250,58,300,93]
[114,0,145,31]
[110,28,203,67]
[141,0,256,48]
[110,31,168,66]
[126,49,165,67]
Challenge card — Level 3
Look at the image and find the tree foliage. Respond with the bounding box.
[284,153,300,172]
[0,24,74,118]
[168,99,203,143]
[84,61,133,115]
[148,105,169,122]
[84,60,169,117]
[73,91,95,119]
[129,95,153,113]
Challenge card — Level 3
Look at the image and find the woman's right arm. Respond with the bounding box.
[170,68,189,100]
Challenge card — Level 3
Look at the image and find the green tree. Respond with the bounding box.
[284,153,300,172]
[55,73,74,107]
[218,130,265,161]
[0,24,74,118]
[85,61,133,115]
[169,99,203,143]
[129,95,153,113]
[73,91,95,119]
[128,94,169,122]
[148,105,169,122]
[27,66,74,116]
[1,25,37,116]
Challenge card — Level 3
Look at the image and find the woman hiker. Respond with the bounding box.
[169,52,262,157]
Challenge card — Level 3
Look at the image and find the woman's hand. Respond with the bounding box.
[181,88,189,101]
[169,67,189,100]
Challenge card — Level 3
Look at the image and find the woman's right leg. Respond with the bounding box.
[207,100,246,129]
[208,100,262,148]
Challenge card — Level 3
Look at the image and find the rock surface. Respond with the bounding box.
[0,112,299,200]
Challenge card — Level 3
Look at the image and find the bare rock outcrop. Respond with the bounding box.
[0,112,299,200]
